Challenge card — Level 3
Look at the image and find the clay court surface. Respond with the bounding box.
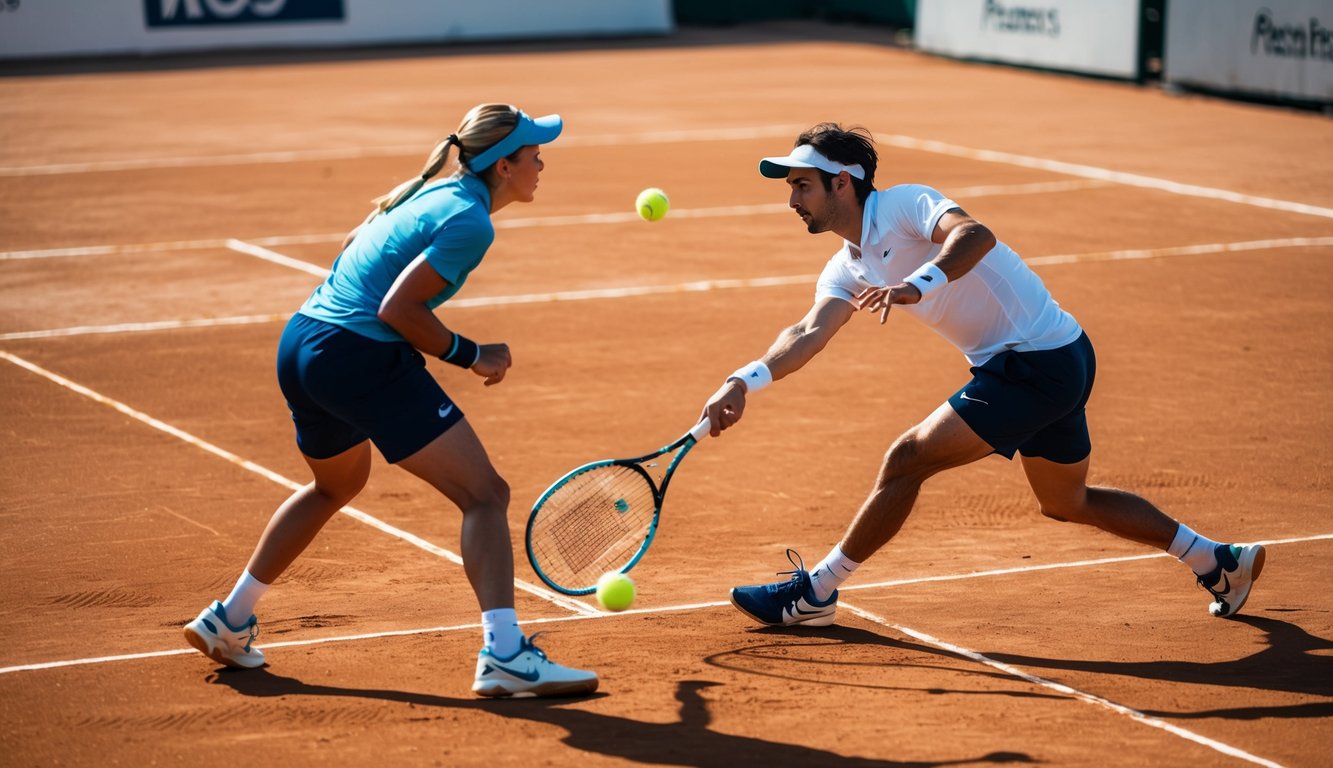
[2,21,1331,767]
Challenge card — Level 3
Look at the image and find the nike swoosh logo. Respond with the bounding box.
[438,403,455,419]
[781,597,830,623]
[488,662,541,682]
[959,392,989,405]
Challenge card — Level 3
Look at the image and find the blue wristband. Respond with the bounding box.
[440,333,481,368]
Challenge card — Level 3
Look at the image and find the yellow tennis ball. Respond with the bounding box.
[596,571,636,611]
[635,187,669,222]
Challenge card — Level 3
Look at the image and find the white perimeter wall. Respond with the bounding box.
[0,0,673,60]
[914,0,1142,80]
[1165,0,1333,103]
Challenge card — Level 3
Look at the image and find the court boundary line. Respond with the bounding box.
[0,179,1111,261]
[3,235,1330,343]
[3,532,1327,677]
[2,122,1327,223]
[840,602,1286,768]
[0,351,598,618]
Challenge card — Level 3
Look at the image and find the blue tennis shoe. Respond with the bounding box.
[730,549,838,627]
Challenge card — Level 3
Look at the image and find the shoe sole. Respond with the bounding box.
[183,625,264,669]
[729,592,836,627]
[1211,544,1266,618]
[472,677,599,698]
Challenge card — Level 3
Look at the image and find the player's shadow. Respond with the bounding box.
[705,623,1068,702]
[214,671,1032,767]
[977,614,1333,720]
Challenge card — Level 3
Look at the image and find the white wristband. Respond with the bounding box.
[727,361,773,394]
[904,261,948,298]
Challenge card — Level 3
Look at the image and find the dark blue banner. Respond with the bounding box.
[145,0,344,27]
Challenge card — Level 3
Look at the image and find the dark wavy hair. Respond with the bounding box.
[795,123,877,203]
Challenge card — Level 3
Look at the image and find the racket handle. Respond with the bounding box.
[690,416,712,442]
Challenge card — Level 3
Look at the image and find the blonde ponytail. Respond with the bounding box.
[361,104,521,224]
[364,133,460,224]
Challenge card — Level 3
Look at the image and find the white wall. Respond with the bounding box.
[0,0,673,60]
[1165,0,1333,103]
[914,0,1142,80]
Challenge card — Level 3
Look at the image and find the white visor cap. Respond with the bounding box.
[759,143,865,180]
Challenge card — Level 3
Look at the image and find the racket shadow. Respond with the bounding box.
[704,623,1066,700]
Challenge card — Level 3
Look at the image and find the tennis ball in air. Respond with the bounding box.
[596,571,636,612]
[635,187,669,222]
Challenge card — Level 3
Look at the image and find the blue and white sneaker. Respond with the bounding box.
[1197,543,1266,618]
[730,549,838,627]
[472,633,599,698]
[183,600,265,669]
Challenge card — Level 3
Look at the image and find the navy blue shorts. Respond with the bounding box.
[948,332,1096,464]
[276,313,464,463]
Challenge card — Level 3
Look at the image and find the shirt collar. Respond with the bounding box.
[844,189,880,258]
[456,171,493,210]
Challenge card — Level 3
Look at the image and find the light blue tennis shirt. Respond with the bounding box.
[298,172,495,343]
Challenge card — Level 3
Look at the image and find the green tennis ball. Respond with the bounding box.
[636,187,669,222]
[596,571,636,612]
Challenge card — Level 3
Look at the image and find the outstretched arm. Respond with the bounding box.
[701,297,855,436]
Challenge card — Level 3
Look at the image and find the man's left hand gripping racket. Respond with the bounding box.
[525,417,711,595]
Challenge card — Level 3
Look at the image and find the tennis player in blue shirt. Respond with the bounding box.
[185,103,598,698]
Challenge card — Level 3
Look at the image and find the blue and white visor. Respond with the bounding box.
[759,143,865,180]
[469,110,563,172]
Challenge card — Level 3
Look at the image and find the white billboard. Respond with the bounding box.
[1165,0,1333,103]
[915,0,1143,80]
[0,0,673,60]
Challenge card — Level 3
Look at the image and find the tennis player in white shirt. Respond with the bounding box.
[702,123,1265,627]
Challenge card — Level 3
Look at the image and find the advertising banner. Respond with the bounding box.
[1165,0,1333,103]
[0,0,672,59]
[915,0,1142,80]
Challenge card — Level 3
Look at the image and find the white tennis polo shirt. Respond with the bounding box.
[815,184,1083,365]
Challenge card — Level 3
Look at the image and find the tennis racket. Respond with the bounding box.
[524,417,712,595]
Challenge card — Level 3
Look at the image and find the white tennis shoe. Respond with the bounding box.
[472,633,598,698]
[1198,543,1266,618]
[183,600,266,669]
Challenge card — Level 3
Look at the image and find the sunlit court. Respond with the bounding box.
[1,2,1331,766]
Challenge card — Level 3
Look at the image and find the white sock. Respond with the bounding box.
[482,608,522,659]
[809,545,860,603]
[1167,524,1222,575]
[220,570,269,625]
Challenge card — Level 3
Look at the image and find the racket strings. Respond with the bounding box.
[530,465,657,587]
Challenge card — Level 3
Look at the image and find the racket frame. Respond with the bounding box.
[524,418,711,595]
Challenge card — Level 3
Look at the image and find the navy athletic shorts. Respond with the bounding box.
[276,312,465,463]
[948,332,1096,464]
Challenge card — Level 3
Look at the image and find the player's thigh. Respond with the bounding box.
[301,440,373,504]
[886,401,995,479]
[1020,453,1091,517]
[394,417,509,511]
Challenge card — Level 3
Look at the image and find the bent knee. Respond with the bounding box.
[465,473,511,514]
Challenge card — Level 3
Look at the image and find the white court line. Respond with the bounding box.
[0,125,808,178]
[844,533,1333,593]
[839,601,1286,768]
[3,121,1326,222]
[874,132,1333,221]
[224,238,331,278]
[3,235,1330,343]
[4,532,1330,676]
[0,351,597,618]
[0,180,1110,261]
